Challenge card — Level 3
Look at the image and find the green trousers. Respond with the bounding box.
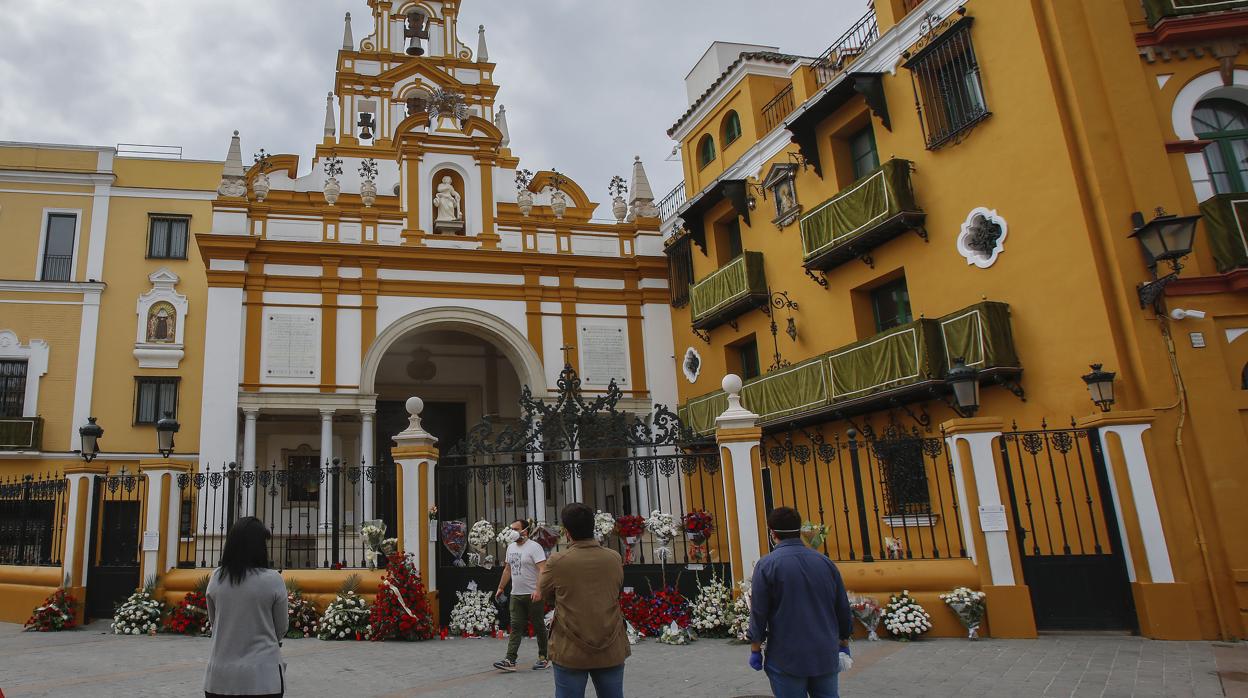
[505,593,548,662]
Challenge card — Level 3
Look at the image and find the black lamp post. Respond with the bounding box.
[1130,208,1200,310]
[78,417,103,462]
[156,412,180,458]
[945,358,981,418]
[1081,364,1117,413]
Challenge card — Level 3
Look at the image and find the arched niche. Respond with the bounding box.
[430,167,467,235]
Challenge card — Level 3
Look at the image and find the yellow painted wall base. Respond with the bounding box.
[1132,582,1203,640]
[161,567,387,612]
[0,565,63,625]
[839,558,982,638]
[983,585,1038,638]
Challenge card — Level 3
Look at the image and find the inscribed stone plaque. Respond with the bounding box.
[977,504,1008,533]
[579,324,628,386]
[265,313,319,378]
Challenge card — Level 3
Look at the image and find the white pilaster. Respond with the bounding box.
[69,290,101,447]
[164,474,181,572]
[62,473,91,586]
[360,409,375,521]
[198,286,244,467]
[715,374,763,578]
[319,409,335,530]
[140,470,169,579]
[947,430,1015,585]
[1098,424,1173,583]
[241,409,259,516]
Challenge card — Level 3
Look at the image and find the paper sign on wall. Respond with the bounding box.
[977,505,1008,532]
[142,531,160,552]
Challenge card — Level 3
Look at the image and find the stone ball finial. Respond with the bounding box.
[405,396,424,417]
[479,24,485,31]
[635,155,641,161]
[722,374,743,396]
[233,130,239,136]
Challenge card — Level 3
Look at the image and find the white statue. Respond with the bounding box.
[434,176,462,222]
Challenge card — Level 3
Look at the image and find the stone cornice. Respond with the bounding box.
[0,280,106,294]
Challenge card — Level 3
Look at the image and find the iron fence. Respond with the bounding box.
[657,182,687,223]
[0,471,67,566]
[763,422,966,562]
[813,10,880,88]
[175,460,397,570]
[761,85,797,133]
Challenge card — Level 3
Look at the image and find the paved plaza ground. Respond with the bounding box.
[0,621,1245,697]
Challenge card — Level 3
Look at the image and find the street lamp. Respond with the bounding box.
[1081,364,1117,413]
[1129,208,1200,309]
[156,412,180,458]
[78,417,103,462]
[945,358,981,418]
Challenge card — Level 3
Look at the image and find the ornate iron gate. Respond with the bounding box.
[85,471,147,619]
[435,365,729,625]
[999,421,1135,630]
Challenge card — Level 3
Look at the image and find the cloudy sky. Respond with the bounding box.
[2,0,861,209]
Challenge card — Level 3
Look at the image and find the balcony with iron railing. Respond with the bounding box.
[689,251,769,330]
[812,9,881,88]
[657,181,687,223]
[761,85,797,134]
[799,158,926,271]
[1143,0,1248,26]
[39,255,72,282]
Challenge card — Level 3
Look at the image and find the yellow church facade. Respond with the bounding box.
[661,0,1248,640]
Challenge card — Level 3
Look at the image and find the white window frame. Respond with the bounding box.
[34,208,83,282]
[0,330,50,417]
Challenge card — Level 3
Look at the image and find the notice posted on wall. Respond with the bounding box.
[579,323,629,386]
[264,312,319,379]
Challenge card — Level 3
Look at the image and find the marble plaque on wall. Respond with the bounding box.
[579,322,629,386]
[264,312,319,379]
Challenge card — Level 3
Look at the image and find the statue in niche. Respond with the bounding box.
[146,302,176,343]
[432,175,465,234]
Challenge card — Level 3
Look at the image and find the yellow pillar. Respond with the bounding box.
[390,396,440,617]
[713,375,766,586]
[63,462,107,625]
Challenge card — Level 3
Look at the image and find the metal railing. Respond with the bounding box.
[0,471,67,566]
[761,85,797,133]
[813,10,881,88]
[175,461,398,570]
[657,182,687,223]
[40,255,72,282]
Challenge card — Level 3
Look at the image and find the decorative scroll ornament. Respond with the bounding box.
[956,207,1007,268]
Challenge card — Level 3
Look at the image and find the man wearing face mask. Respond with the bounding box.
[747,506,853,698]
[494,519,549,672]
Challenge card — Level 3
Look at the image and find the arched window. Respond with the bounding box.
[698,135,716,169]
[722,111,742,146]
[147,302,176,344]
[1193,98,1248,194]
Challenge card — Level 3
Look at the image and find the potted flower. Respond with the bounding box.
[323,156,343,205]
[549,168,568,219]
[615,514,644,564]
[358,158,378,208]
[609,175,628,223]
[515,169,534,216]
[252,149,273,202]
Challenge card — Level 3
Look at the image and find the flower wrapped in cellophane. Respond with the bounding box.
[800,520,828,550]
[940,586,987,640]
[849,593,883,641]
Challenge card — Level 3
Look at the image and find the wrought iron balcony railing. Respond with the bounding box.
[679,301,1020,435]
[799,158,926,271]
[39,255,72,282]
[0,417,44,451]
[812,10,880,88]
[1198,191,1248,272]
[1143,0,1248,26]
[657,181,687,223]
[689,252,768,330]
[761,85,797,133]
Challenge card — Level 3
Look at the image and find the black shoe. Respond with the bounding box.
[493,659,517,672]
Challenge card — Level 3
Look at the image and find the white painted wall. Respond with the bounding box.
[199,286,245,467]
[375,296,528,343]
[337,308,363,388]
[642,303,678,410]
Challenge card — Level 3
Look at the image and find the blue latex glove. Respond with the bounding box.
[840,645,851,657]
[749,650,763,671]
[838,644,854,672]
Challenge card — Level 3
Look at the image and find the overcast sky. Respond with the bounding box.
[2,0,862,208]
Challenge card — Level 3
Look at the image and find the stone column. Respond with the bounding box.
[360,408,376,522]
[942,417,1037,638]
[391,397,440,595]
[319,409,335,531]
[713,375,765,585]
[138,460,192,582]
[241,408,259,516]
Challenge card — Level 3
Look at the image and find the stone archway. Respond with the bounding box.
[360,306,547,398]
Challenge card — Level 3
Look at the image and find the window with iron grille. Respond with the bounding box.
[904,17,989,150]
[874,435,932,517]
[0,361,27,418]
[147,216,190,259]
[666,236,694,308]
[134,377,179,424]
[40,213,76,282]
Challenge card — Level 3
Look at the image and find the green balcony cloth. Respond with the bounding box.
[825,320,942,401]
[937,301,1019,371]
[740,359,830,423]
[1141,0,1248,25]
[800,158,919,262]
[1199,193,1248,273]
[690,252,767,323]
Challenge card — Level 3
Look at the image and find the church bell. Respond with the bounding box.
[404,9,429,56]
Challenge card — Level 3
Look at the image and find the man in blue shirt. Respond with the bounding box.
[748,506,853,698]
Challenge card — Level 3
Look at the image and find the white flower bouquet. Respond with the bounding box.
[849,594,883,641]
[940,586,987,640]
[496,527,520,546]
[657,620,696,645]
[111,588,163,636]
[882,590,931,641]
[468,519,495,567]
[689,575,735,638]
[729,580,752,643]
[645,510,678,562]
[449,581,498,637]
[317,592,371,640]
[361,521,387,569]
[593,511,616,542]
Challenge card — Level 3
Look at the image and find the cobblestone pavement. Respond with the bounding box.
[0,622,1243,697]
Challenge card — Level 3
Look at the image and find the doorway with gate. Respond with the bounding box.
[85,472,147,620]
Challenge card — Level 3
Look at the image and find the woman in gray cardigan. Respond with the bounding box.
[205,517,289,698]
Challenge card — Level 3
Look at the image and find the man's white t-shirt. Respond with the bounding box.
[505,539,547,595]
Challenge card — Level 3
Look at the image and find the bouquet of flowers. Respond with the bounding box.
[594,510,616,542]
[164,576,210,636]
[940,586,987,640]
[625,620,642,645]
[496,527,520,547]
[361,521,387,570]
[428,505,439,521]
[381,537,399,556]
[24,587,78,632]
[682,509,715,563]
[885,536,905,560]
[619,587,690,637]
[529,521,562,554]
[369,551,436,641]
[882,590,931,641]
[689,575,734,638]
[729,580,752,643]
[286,582,321,639]
[645,510,678,563]
[616,515,644,564]
[449,580,499,637]
[467,519,496,568]
[318,575,372,640]
[440,520,468,567]
[112,583,163,636]
[658,620,696,645]
[849,594,883,640]
[801,521,828,550]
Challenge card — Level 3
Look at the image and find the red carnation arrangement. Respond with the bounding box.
[369,551,435,641]
[164,591,210,635]
[24,588,78,632]
[615,515,644,538]
[682,510,715,540]
[619,587,690,637]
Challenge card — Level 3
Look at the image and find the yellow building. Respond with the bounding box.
[661,0,1248,639]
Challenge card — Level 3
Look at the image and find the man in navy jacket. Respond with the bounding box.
[748,506,853,698]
